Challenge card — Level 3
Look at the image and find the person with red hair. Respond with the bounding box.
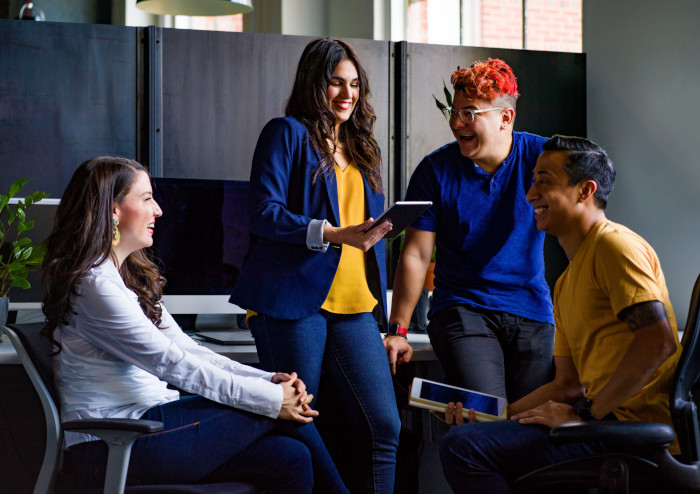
[384,58,555,407]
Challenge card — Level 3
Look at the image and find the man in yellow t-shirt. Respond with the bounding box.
[438,135,681,494]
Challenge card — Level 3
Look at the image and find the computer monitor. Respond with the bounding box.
[150,177,251,319]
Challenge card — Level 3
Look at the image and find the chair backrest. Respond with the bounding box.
[670,273,700,463]
[2,322,63,494]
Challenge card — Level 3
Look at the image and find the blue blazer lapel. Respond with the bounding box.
[363,173,384,220]
[324,170,341,226]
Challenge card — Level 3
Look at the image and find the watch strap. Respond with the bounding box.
[386,323,408,339]
[573,396,596,421]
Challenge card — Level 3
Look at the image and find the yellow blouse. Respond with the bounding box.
[321,163,377,314]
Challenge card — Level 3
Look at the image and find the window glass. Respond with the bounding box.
[406,0,581,53]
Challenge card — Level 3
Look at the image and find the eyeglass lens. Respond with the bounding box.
[452,109,474,123]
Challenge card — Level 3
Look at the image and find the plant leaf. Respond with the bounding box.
[5,205,15,224]
[26,244,46,265]
[6,261,26,274]
[443,79,453,107]
[31,191,48,202]
[19,219,34,234]
[0,193,9,212]
[433,95,450,121]
[10,276,30,289]
[433,94,446,112]
[17,246,33,261]
[7,178,28,199]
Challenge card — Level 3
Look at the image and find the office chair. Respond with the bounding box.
[2,322,258,494]
[513,272,700,494]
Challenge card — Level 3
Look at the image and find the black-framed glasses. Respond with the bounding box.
[441,106,505,124]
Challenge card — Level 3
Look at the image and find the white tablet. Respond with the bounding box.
[409,377,507,421]
[363,201,433,239]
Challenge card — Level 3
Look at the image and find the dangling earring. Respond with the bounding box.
[112,217,121,246]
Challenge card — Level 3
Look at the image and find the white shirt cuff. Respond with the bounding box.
[306,218,331,253]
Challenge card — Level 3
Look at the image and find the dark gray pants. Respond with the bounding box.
[427,305,555,402]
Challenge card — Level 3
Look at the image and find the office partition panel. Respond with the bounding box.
[158,29,393,197]
[0,20,584,288]
[0,20,138,196]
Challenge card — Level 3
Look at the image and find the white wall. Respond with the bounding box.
[241,0,403,40]
[584,0,700,327]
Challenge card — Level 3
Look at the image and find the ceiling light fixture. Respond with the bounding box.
[136,0,253,16]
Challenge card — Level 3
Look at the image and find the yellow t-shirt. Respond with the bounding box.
[321,163,377,314]
[553,219,681,426]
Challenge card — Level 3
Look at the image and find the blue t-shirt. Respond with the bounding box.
[405,131,554,324]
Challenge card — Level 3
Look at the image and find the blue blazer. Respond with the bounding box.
[230,117,387,322]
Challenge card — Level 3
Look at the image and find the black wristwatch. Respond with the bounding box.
[385,323,408,339]
[573,396,596,421]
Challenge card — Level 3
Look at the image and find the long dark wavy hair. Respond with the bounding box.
[41,157,166,351]
[285,38,383,193]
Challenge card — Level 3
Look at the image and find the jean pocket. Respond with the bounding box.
[456,306,491,337]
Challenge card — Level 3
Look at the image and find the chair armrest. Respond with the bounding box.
[550,420,675,448]
[64,419,164,494]
[64,418,163,434]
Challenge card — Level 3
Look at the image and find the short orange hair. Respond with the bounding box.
[451,58,519,104]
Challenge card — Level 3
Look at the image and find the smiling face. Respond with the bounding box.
[326,58,359,133]
[526,150,583,236]
[450,91,512,171]
[113,170,162,260]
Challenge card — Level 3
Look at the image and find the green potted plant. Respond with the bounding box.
[433,76,455,122]
[0,178,48,327]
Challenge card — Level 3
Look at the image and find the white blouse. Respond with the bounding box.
[54,260,282,447]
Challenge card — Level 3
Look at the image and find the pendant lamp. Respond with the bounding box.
[136,0,253,16]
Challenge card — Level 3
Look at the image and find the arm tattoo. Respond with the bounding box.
[618,300,668,330]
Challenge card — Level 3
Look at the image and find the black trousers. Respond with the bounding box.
[427,305,555,402]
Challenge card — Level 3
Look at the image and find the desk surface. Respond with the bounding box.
[0,332,435,365]
[192,332,435,364]
[1,289,433,364]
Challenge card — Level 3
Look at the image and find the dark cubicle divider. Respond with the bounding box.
[0,20,139,198]
[0,19,583,287]
[157,29,393,189]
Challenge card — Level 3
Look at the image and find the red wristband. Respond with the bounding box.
[387,323,408,337]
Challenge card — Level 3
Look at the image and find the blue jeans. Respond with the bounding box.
[439,419,606,494]
[249,310,401,494]
[428,305,555,402]
[68,395,348,493]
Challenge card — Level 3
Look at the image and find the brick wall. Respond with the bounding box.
[524,0,582,52]
[407,0,429,43]
[407,0,581,53]
[482,0,524,49]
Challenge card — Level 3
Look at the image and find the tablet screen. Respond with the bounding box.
[419,381,501,416]
[364,201,432,239]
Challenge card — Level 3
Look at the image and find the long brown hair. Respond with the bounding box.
[285,38,383,193]
[41,157,166,350]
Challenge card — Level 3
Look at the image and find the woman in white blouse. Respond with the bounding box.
[40,156,347,493]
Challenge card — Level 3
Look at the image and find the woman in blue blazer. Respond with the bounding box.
[230,38,400,494]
